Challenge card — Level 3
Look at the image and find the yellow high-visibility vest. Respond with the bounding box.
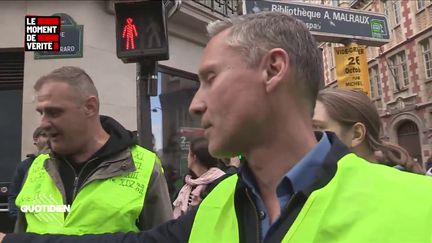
[189,153,432,242]
[16,145,155,235]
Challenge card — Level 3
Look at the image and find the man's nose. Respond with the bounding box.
[39,115,52,131]
[189,93,206,117]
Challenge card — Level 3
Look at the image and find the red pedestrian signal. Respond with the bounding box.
[115,1,169,63]
[122,17,138,50]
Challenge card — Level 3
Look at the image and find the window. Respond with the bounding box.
[386,0,401,26]
[417,0,426,9]
[392,1,401,25]
[151,66,201,201]
[384,4,388,16]
[369,65,382,98]
[421,38,432,79]
[389,51,409,91]
[0,48,24,185]
[417,0,431,9]
[400,53,409,86]
[332,0,340,6]
[328,43,335,68]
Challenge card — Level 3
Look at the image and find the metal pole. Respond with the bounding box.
[136,61,158,151]
[165,0,182,18]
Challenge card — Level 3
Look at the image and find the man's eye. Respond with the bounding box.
[47,110,61,117]
[313,125,324,131]
[204,73,216,83]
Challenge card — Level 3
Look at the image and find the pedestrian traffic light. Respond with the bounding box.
[115,1,169,63]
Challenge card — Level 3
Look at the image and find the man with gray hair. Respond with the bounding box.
[3,11,432,243]
[11,66,173,235]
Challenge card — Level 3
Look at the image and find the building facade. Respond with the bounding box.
[321,0,432,165]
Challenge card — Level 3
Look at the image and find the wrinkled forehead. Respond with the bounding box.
[35,81,81,104]
[198,31,239,78]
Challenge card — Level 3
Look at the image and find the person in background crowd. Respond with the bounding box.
[229,156,242,168]
[7,127,49,221]
[173,137,226,218]
[425,156,432,176]
[163,163,180,202]
[218,156,242,171]
[13,66,172,234]
[313,88,424,174]
[3,11,432,243]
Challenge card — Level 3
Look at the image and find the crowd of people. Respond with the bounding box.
[1,10,432,243]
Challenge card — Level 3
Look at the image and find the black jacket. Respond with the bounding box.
[7,155,36,220]
[58,115,138,206]
[5,132,349,243]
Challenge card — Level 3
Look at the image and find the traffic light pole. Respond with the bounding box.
[136,61,158,151]
[116,0,181,151]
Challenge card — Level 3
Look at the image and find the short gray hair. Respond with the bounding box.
[207,11,323,111]
[34,66,99,104]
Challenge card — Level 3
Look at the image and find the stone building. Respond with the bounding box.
[321,0,432,165]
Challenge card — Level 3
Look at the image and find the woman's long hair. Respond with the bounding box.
[317,88,424,174]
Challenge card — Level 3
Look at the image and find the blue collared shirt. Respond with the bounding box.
[240,132,331,241]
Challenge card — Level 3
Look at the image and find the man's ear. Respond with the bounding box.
[83,96,98,117]
[351,122,367,148]
[261,48,290,93]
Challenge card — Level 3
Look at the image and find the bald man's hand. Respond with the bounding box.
[0,232,5,242]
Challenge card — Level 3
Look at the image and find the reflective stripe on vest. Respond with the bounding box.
[16,145,155,235]
[189,153,432,242]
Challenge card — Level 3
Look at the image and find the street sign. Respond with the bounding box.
[34,13,83,59]
[335,43,370,95]
[115,1,169,63]
[243,0,389,46]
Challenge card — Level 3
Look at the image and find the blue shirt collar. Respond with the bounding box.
[286,131,331,193]
[240,131,332,196]
[238,131,332,240]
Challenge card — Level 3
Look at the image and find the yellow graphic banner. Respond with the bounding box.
[335,43,370,96]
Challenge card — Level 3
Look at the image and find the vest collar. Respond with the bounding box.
[43,147,137,198]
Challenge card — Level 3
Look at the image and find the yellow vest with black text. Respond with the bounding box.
[16,145,155,235]
[189,153,432,242]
